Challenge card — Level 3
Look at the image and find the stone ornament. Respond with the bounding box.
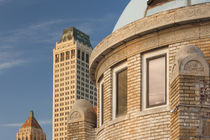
[67,99,96,124]
[179,56,208,76]
[69,111,81,121]
[172,45,209,82]
[184,60,204,72]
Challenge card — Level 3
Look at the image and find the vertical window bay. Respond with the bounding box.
[116,69,127,116]
[147,55,166,107]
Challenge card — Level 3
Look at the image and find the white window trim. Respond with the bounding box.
[142,48,169,110]
[112,62,128,119]
[99,79,104,126]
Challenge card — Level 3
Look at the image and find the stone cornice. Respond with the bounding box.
[90,3,210,83]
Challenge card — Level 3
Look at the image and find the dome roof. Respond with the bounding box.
[113,0,210,32]
[67,99,96,124]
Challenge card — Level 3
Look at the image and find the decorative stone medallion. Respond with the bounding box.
[184,60,204,73]
[70,111,81,121]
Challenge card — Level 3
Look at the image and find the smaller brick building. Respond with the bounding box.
[67,99,96,140]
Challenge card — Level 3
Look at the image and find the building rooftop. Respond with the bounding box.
[113,0,210,32]
[21,110,42,129]
[59,27,92,48]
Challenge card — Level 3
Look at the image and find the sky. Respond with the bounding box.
[0,0,130,139]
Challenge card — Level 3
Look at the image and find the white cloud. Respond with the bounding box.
[0,19,65,44]
[0,60,26,71]
[0,46,27,71]
[3,123,22,127]
[0,0,6,3]
[0,13,117,46]
[0,13,117,69]
[0,0,8,5]
[39,119,52,125]
[1,119,52,127]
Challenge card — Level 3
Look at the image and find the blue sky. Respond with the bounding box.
[0,0,129,139]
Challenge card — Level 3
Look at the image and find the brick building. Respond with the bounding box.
[67,0,210,139]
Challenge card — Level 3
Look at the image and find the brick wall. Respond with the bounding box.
[170,75,210,140]
[67,121,95,140]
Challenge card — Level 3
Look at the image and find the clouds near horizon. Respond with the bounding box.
[1,119,52,127]
[0,13,117,73]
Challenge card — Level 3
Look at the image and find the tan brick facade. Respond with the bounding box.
[67,2,210,140]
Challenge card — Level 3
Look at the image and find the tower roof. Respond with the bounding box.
[59,27,92,48]
[21,110,42,129]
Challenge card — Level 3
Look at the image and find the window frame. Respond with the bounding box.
[146,54,167,108]
[99,79,104,126]
[112,62,128,119]
[142,48,169,110]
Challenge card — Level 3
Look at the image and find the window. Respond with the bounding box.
[82,52,85,61]
[112,62,127,119]
[60,53,64,61]
[86,54,89,63]
[99,79,104,126]
[66,51,70,60]
[77,49,80,59]
[142,48,168,109]
[55,54,59,63]
[71,50,75,58]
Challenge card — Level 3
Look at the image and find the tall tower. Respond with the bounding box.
[53,27,97,140]
[16,111,46,140]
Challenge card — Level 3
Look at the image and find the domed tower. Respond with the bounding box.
[16,111,46,140]
[90,0,210,139]
[67,99,96,140]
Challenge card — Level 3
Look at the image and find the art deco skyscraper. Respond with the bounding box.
[53,27,97,140]
[16,111,46,140]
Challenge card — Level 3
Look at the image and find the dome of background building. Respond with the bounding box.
[113,0,210,32]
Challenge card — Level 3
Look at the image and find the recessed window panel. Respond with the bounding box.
[60,53,64,61]
[86,54,89,63]
[71,50,75,58]
[100,83,104,125]
[77,49,80,59]
[66,51,70,60]
[147,54,166,107]
[82,52,85,61]
[116,69,127,116]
